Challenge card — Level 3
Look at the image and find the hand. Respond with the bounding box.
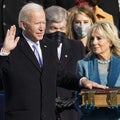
[55,97,75,113]
[3,25,20,52]
[74,92,96,115]
[74,92,82,112]
[81,78,109,89]
[108,105,120,113]
[80,102,97,115]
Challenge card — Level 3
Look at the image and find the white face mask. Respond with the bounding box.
[73,23,91,39]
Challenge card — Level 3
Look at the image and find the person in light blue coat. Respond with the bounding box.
[76,20,120,120]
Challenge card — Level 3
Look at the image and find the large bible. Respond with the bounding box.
[81,87,120,107]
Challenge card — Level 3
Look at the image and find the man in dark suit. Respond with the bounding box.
[0,0,43,43]
[0,3,58,120]
[45,6,108,120]
[0,3,108,120]
[45,5,85,120]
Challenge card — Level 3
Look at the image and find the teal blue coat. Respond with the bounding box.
[77,54,120,87]
[76,54,120,120]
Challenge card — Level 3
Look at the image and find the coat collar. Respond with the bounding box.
[108,54,120,86]
[18,36,43,72]
[88,54,120,87]
[60,38,71,64]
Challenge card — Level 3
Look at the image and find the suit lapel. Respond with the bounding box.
[60,39,70,65]
[107,54,120,86]
[40,39,55,69]
[18,37,42,72]
[40,40,48,68]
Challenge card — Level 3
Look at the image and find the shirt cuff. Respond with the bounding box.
[79,77,87,86]
[0,48,10,56]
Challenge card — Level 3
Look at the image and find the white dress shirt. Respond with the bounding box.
[23,33,43,63]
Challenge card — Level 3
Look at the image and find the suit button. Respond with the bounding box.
[3,22,6,26]
[65,54,68,58]
[41,113,46,120]
[42,95,44,98]
[3,4,6,8]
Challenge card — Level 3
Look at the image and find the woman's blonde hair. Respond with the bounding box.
[66,5,96,39]
[87,20,120,57]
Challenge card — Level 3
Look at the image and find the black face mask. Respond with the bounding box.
[45,31,65,46]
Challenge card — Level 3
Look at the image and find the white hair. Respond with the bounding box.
[45,5,68,23]
[18,3,44,28]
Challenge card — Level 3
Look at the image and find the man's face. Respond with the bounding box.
[22,10,46,42]
[46,19,67,34]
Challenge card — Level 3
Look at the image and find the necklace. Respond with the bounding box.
[98,59,111,64]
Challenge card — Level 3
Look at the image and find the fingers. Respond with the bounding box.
[3,25,19,52]
[92,82,109,89]
[6,29,10,38]
[82,79,109,89]
[9,25,16,36]
[15,37,20,44]
[5,25,16,41]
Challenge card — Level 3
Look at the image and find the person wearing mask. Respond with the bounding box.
[0,3,108,120]
[74,0,114,23]
[76,21,120,120]
[45,5,85,120]
[67,5,96,54]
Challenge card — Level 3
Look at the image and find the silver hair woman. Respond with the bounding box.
[87,20,120,57]
[76,21,120,120]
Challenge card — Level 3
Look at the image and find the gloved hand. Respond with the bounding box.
[74,91,97,115]
[108,104,120,113]
[55,96,75,113]
[80,102,96,115]
[74,91,82,112]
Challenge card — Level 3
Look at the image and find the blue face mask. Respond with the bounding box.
[73,23,91,39]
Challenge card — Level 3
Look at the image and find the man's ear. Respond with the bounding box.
[20,21,27,30]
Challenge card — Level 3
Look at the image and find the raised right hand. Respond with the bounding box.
[2,25,20,53]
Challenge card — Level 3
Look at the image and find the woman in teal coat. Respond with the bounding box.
[76,21,120,120]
